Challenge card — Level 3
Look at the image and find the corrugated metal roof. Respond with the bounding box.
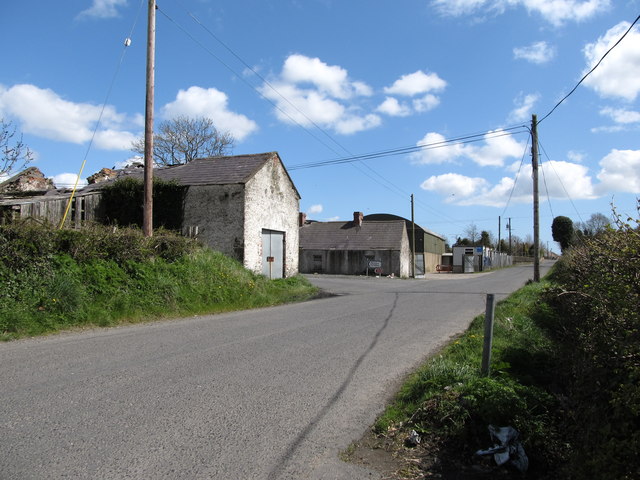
[299,220,406,250]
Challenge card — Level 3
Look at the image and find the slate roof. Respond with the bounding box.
[364,213,446,240]
[154,153,274,185]
[299,220,407,250]
[82,152,301,198]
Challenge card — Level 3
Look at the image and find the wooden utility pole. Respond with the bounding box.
[411,194,416,278]
[531,114,540,282]
[143,0,156,237]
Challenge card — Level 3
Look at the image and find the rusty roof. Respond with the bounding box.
[299,220,407,250]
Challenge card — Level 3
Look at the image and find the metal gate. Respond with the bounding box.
[261,229,284,279]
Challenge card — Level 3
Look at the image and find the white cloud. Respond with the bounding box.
[509,93,540,122]
[567,150,585,163]
[410,132,467,164]
[77,0,128,20]
[410,130,526,167]
[261,54,380,135]
[161,86,258,141]
[420,173,489,199]
[384,70,446,96]
[424,159,597,207]
[413,94,441,113]
[599,107,640,124]
[0,84,138,150]
[334,114,382,135]
[431,0,610,26]
[583,21,640,101]
[51,173,88,189]
[468,132,526,167]
[379,70,445,116]
[513,41,556,64]
[596,149,640,194]
[307,204,323,215]
[376,97,412,117]
[537,160,597,200]
[281,55,372,99]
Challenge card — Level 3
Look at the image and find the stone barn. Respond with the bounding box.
[1,152,301,279]
[299,212,410,277]
[156,152,301,278]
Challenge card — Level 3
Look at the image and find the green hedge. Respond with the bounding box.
[544,204,640,479]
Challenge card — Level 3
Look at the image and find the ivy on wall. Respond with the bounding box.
[100,177,186,230]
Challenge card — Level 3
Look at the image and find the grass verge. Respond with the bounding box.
[357,279,567,478]
[0,224,318,341]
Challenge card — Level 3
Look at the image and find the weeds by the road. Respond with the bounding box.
[367,280,567,478]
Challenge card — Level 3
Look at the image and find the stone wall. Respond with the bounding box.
[181,184,245,261]
[244,155,300,277]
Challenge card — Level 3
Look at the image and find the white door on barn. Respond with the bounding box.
[261,229,285,279]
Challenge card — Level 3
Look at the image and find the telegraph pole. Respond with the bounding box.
[531,114,540,282]
[143,0,156,237]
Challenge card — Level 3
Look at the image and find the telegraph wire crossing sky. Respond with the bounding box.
[1,0,639,250]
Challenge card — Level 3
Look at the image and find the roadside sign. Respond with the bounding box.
[368,260,382,268]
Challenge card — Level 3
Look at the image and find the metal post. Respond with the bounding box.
[411,194,415,278]
[481,294,496,376]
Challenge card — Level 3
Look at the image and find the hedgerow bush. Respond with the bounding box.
[545,202,640,479]
[0,222,317,340]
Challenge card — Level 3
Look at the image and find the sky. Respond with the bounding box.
[1,0,640,252]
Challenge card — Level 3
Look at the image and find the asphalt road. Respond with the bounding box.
[0,262,552,479]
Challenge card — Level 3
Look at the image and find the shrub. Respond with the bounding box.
[544,201,640,479]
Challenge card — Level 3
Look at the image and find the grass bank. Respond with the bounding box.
[0,223,318,341]
[361,279,564,478]
[351,205,639,479]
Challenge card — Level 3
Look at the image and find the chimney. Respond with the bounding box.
[353,211,363,226]
[299,212,307,226]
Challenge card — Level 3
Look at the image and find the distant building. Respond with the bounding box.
[299,211,410,277]
[452,246,512,273]
[364,213,446,274]
[0,152,301,278]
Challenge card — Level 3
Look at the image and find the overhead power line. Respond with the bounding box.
[288,126,528,170]
[59,0,146,228]
[539,14,640,124]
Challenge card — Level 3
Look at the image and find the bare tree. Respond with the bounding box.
[464,223,479,245]
[131,116,235,166]
[1,118,34,175]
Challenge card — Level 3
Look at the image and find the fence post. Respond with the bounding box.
[481,294,496,376]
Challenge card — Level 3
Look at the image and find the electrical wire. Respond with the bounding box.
[538,157,555,220]
[500,135,530,218]
[538,140,584,223]
[156,5,528,231]
[156,4,488,226]
[539,14,640,124]
[288,126,528,170]
[59,0,146,229]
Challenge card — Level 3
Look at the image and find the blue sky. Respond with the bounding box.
[1,0,639,251]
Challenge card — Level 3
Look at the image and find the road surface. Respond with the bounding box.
[0,262,551,479]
